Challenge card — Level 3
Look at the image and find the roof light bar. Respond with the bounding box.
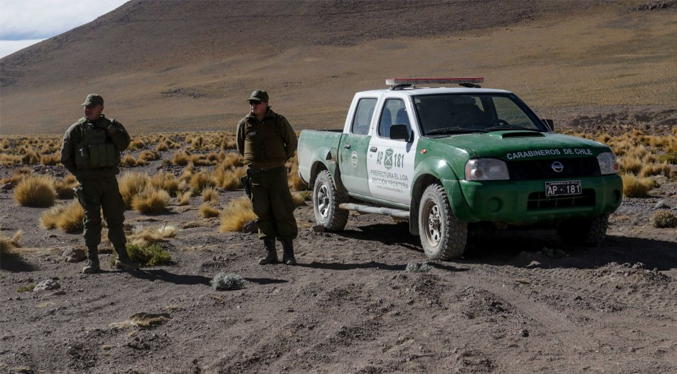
[385,77,484,86]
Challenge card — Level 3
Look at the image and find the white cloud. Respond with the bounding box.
[0,39,46,58]
[0,0,129,58]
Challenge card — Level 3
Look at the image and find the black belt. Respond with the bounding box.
[247,166,285,175]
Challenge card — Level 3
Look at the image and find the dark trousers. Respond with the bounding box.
[249,167,298,240]
[79,177,126,249]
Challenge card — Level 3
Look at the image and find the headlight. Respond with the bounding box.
[465,158,510,181]
[597,152,620,175]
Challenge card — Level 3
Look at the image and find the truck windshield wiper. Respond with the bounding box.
[425,127,486,136]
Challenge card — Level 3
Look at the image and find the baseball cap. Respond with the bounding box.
[82,94,104,107]
[247,89,269,103]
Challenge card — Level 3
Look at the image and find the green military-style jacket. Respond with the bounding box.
[60,115,131,180]
[236,108,297,169]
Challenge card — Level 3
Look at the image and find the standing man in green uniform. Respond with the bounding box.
[236,89,299,265]
[60,94,139,274]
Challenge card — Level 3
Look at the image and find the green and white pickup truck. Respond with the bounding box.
[297,78,623,260]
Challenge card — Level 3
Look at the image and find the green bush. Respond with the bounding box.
[111,243,172,267]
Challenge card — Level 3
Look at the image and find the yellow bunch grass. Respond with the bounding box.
[40,152,61,166]
[621,174,654,198]
[189,171,216,193]
[215,167,245,191]
[177,191,192,206]
[139,150,160,161]
[219,196,257,232]
[201,187,219,204]
[40,201,84,233]
[0,230,22,254]
[119,172,150,209]
[128,225,178,246]
[199,203,221,218]
[14,174,57,207]
[131,188,170,214]
[149,172,180,196]
[54,174,78,199]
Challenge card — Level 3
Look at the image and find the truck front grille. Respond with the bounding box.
[527,189,596,210]
[508,158,600,181]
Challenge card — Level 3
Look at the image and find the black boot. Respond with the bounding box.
[114,247,140,270]
[281,239,296,265]
[82,247,100,274]
[258,239,278,265]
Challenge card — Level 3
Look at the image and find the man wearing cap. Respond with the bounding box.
[61,94,139,274]
[236,89,299,265]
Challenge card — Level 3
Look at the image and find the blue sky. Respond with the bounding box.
[0,0,130,59]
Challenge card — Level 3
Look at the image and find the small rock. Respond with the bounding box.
[519,329,529,337]
[34,279,60,292]
[654,200,670,210]
[62,247,87,263]
[310,225,325,233]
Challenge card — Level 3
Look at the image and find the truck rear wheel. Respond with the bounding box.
[557,214,609,246]
[313,170,349,231]
[418,184,468,260]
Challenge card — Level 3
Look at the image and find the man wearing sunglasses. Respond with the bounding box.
[236,89,299,265]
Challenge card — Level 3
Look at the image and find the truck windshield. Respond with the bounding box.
[413,93,547,136]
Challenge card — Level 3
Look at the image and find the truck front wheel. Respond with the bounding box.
[557,214,609,246]
[418,184,468,260]
[313,170,349,231]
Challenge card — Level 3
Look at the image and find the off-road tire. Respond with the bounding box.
[557,214,609,246]
[418,183,468,260]
[313,170,349,231]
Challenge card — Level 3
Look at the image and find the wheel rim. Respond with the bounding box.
[423,200,441,247]
[316,183,330,220]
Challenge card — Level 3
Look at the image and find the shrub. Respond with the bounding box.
[189,172,216,193]
[132,188,170,214]
[128,225,178,246]
[172,150,190,166]
[40,152,61,166]
[128,139,146,150]
[120,154,138,167]
[14,175,56,207]
[621,174,654,198]
[149,172,180,196]
[112,243,172,267]
[54,174,78,199]
[201,187,219,204]
[139,150,160,161]
[211,272,245,291]
[199,203,221,218]
[219,196,257,232]
[215,167,245,191]
[40,201,84,233]
[177,191,192,206]
[0,230,22,255]
[119,172,149,209]
[650,210,677,228]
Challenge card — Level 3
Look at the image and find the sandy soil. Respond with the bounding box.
[1,125,676,374]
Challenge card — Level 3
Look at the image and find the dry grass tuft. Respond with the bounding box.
[189,171,216,193]
[215,167,245,191]
[621,174,654,198]
[650,210,677,228]
[40,152,61,166]
[14,174,57,207]
[54,174,78,199]
[201,187,219,204]
[128,225,178,246]
[119,172,149,209]
[139,150,160,161]
[131,188,171,214]
[199,203,221,218]
[0,230,23,254]
[40,201,84,233]
[177,191,192,206]
[149,172,180,196]
[219,196,257,232]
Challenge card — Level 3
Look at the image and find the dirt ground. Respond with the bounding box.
[1,122,676,374]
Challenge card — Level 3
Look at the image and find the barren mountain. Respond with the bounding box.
[1,0,676,134]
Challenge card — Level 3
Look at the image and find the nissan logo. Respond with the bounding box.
[551,161,564,173]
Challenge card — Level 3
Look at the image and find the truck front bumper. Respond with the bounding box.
[447,174,623,223]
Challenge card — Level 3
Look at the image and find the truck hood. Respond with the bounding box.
[426,130,612,161]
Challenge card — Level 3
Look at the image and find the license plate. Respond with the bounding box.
[545,180,582,197]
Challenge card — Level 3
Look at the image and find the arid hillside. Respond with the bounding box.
[1,0,676,135]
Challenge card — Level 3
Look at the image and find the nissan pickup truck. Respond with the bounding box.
[297,78,623,260]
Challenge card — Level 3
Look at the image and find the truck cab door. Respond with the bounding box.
[338,97,376,197]
[367,98,417,205]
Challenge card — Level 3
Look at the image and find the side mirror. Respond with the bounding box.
[390,124,410,141]
[542,119,554,131]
